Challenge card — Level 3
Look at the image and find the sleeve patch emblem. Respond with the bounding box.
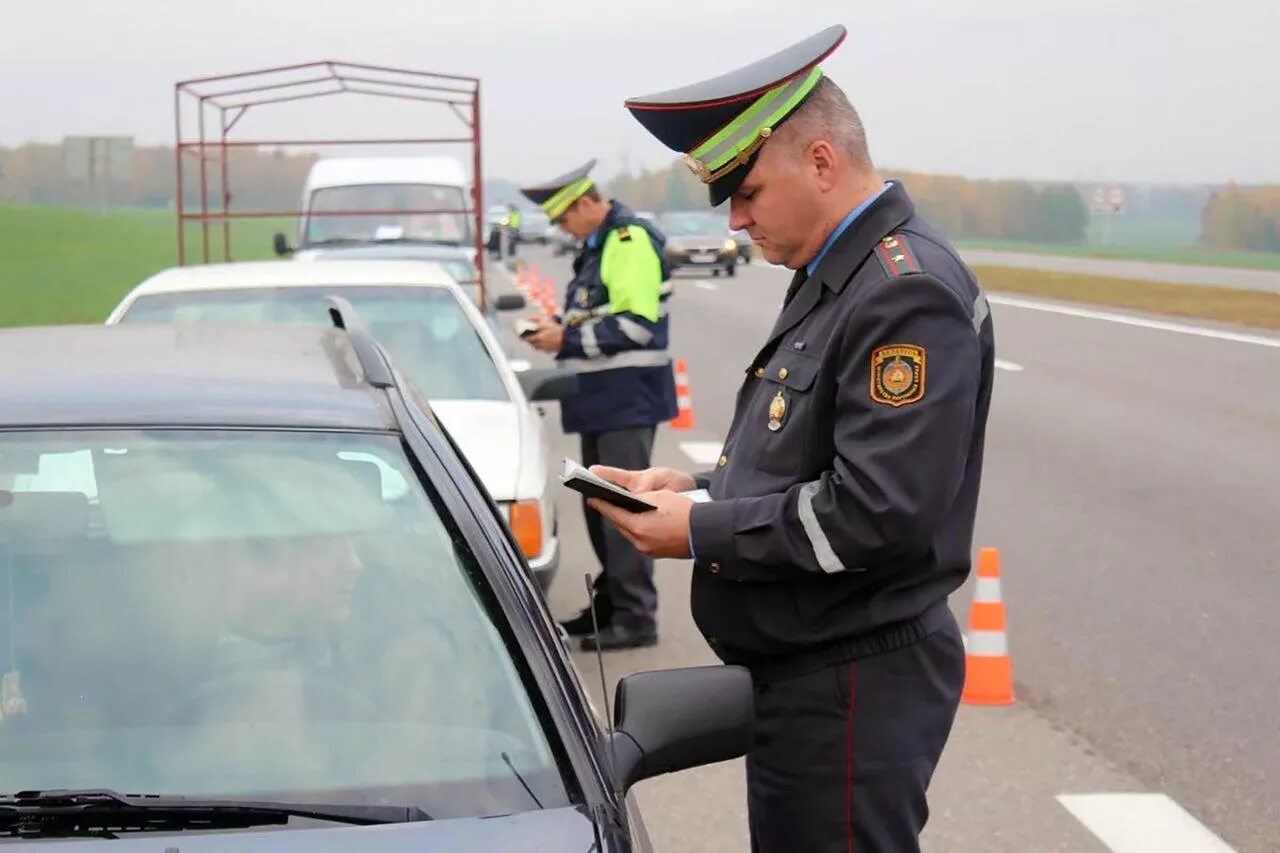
[870,344,926,407]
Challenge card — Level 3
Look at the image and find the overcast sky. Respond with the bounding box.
[2,0,1276,186]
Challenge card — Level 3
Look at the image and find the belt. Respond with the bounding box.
[742,599,954,686]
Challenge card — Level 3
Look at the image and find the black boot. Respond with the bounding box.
[580,624,659,652]
[559,601,612,637]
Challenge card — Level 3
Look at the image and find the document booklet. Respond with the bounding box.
[559,459,658,513]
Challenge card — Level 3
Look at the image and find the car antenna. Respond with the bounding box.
[585,572,620,789]
[500,751,543,809]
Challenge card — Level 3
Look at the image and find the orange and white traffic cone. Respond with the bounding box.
[669,359,696,430]
[513,260,530,294]
[537,274,557,316]
[961,547,1015,706]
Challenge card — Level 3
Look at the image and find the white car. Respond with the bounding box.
[105,260,565,591]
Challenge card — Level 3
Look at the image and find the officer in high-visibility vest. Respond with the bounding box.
[588,25,995,851]
[506,203,522,256]
[519,160,677,651]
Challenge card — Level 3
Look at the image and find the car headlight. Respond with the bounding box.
[507,500,543,559]
[723,238,738,251]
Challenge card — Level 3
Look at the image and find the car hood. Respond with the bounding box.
[294,244,471,261]
[429,399,524,501]
[16,806,603,852]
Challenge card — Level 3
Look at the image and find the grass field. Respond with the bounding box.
[957,239,1280,272]
[0,205,287,327]
[3,205,1279,333]
[973,265,1280,331]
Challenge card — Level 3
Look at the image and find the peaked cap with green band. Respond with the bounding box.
[623,25,847,206]
[519,159,597,220]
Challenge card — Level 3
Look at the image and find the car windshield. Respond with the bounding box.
[0,429,570,817]
[305,184,473,247]
[118,286,509,402]
[661,212,728,237]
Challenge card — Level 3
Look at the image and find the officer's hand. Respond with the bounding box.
[591,466,696,493]
[527,320,564,354]
[588,491,693,559]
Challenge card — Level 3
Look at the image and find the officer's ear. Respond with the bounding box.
[807,139,840,192]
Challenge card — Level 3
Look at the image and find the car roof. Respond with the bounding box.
[125,259,460,299]
[295,244,475,263]
[0,323,396,431]
[304,157,469,191]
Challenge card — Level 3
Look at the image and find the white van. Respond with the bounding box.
[276,157,485,306]
[287,157,473,250]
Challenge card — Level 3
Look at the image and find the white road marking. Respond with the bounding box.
[1057,793,1237,853]
[989,295,1280,349]
[994,358,1024,372]
[679,441,724,466]
[694,281,719,291]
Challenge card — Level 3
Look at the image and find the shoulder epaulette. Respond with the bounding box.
[616,225,632,242]
[875,233,920,277]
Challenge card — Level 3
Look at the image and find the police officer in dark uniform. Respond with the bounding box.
[589,26,995,851]
[518,161,678,651]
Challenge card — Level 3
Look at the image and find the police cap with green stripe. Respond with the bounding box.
[624,25,846,206]
[519,159,598,221]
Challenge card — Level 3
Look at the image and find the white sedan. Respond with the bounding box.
[105,260,565,591]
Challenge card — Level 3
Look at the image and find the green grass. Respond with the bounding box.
[975,266,1280,332]
[956,239,1280,272]
[0,205,288,327]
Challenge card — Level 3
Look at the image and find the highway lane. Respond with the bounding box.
[495,248,1277,851]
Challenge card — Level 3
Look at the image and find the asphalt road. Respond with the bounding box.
[494,246,1279,852]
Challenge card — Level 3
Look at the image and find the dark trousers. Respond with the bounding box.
[580,426,658,632]
[747,613,965,853]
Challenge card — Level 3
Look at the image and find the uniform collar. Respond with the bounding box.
[586,200,627,249]
[804,182,891,276]
[809,181,915,294]
[759,182,916,351]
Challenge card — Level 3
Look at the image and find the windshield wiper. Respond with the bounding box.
[0,789,431,839]
[303,237,365,247]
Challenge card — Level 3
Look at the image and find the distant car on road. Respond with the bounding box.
[657,211,738,277]
[519,209,552,246]
[105,260,564,593]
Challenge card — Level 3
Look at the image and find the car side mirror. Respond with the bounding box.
[606,666,754,793]
[273,233,292,257]
[492,293,526,312]
[516,368,578,402]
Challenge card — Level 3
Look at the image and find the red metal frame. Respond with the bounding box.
[174,61,486,303]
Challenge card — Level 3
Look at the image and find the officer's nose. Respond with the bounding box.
[728,196,753,232]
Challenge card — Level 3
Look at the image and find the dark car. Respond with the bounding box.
[0,317,752,849]
[658,211,738,277]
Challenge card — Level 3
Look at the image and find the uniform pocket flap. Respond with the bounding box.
[762,352,820,391]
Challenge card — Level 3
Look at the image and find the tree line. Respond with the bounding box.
[2,141,1274,253]
[1200,184,1280,252]
[604,161,1090,243]
[0,143,316,210]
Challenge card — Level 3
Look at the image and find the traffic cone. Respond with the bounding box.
[669,359,696,430]
[513,260,530,293]
[961,547,1015,706]
[537,274,557,316]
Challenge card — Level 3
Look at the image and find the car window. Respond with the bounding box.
[0,429,570,817]
[305,183,472,246]
[660,212,728,236]
[119,286,510,402]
